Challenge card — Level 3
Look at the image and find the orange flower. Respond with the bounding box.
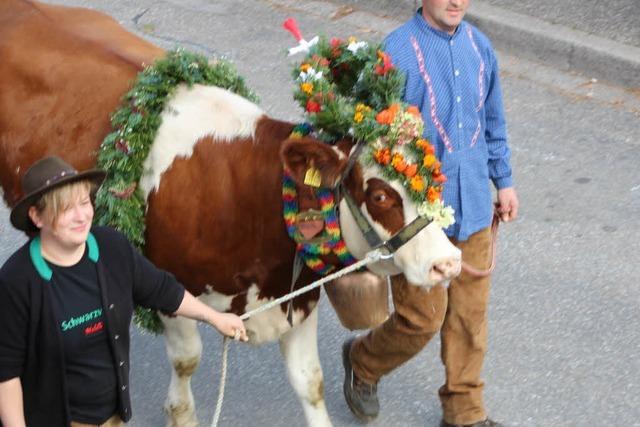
[391,153,407,172]
[376,109,393,125]
[416,138,435,154]
[375,103,400,125]
[300,82,313,95]
[300,63,311,72]
[374,148,391,165]
[406,105,421,117]
[410,175,424,192]
[432,170,447,184]
[404,163,418,178]
[427,186,441,203]
[423,154,436,168]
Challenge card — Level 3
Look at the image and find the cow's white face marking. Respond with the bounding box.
[340,164,461,287]
[140,83,264,198]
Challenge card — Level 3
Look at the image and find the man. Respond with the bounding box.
[341,1,519,426]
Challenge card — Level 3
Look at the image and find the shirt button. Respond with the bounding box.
[456,96,461,103]
[454,69,460,77]
[114,334,120,340]
[109,304,115,310]
[458,122,463,129]
[122,385,127,391]
[449,40,454,46]
[119,361,125,367]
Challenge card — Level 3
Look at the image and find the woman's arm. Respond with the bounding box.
[0,377,26,427]
[175,292,248,341]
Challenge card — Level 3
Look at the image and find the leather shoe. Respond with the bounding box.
[440,417,505,427]
[342,337,379,421]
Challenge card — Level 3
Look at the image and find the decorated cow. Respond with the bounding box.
[0,1,461,426]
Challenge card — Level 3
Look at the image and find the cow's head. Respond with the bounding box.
[281,136,461,288]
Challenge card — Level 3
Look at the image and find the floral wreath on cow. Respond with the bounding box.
[289,34,455,227]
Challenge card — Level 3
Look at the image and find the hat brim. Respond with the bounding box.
[10,169,107,232]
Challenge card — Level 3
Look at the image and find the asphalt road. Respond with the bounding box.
[1,1,639,426]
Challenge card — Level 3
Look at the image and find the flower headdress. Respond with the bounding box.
[288,30,455,227]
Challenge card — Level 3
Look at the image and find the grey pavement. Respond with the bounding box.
[332,0,640,88]
[1,0,640,426]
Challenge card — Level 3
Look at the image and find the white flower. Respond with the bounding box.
[418,200,456,229]
[298,68,324,82]
[347,41,368,54]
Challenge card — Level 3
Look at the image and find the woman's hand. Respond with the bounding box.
[175,291,248,341]
[208,312,248,342]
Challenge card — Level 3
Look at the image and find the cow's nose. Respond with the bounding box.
[430,257,462,282]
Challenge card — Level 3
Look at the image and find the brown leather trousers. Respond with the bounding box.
[350,227,493,425]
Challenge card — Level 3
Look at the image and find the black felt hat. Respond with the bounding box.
[10,156,106,232]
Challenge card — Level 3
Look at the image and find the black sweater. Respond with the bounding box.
[0,226,185,426]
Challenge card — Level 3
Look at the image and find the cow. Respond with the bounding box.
[0,1,462,426]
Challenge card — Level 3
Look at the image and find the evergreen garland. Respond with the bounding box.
[94,49,258,334]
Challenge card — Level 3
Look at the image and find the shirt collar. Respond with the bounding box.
[414,7,465,41]
[30,232,99,281]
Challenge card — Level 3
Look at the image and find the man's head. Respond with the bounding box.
[421,0,469,35]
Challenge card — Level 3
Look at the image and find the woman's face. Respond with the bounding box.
[31,186,94,249]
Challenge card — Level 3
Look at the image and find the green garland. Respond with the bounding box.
[95,49,258,334]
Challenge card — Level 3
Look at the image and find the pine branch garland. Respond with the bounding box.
[95,49,258,334]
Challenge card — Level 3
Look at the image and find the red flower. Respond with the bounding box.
[374,51,394,76]
[306,99,321,113]
[330,38,342,48]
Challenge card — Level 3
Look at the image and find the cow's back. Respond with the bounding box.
[0,0,164,205]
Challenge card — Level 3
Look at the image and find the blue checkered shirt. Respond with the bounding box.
[384,9,513,240]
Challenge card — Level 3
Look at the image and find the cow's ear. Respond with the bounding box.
[280,137,347,188]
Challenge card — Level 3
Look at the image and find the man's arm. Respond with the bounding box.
[0,377,26,427]
[484,50,513,191]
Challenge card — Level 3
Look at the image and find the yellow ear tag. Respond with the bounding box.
[304,167,322,188]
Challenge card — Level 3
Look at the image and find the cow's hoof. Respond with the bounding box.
[164,401,198,427]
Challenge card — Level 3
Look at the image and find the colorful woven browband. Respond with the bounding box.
[282,124,356,275]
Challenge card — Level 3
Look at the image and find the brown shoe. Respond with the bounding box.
[342,337,379,421]
[440,418,505,427]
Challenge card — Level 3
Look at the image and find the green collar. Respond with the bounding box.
[29,232,99,281]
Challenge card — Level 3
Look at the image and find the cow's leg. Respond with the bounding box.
[279,307,332,427]
[161,313,202,427]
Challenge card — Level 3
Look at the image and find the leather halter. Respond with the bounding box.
[333,141,434,257]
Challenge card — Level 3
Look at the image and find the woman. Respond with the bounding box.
[0,156,247,427]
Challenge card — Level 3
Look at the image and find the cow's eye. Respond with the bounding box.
[372,191,388,204]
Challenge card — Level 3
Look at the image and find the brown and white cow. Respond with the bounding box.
[0,1,462,426]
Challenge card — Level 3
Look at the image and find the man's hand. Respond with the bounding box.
[497,187,519,222]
